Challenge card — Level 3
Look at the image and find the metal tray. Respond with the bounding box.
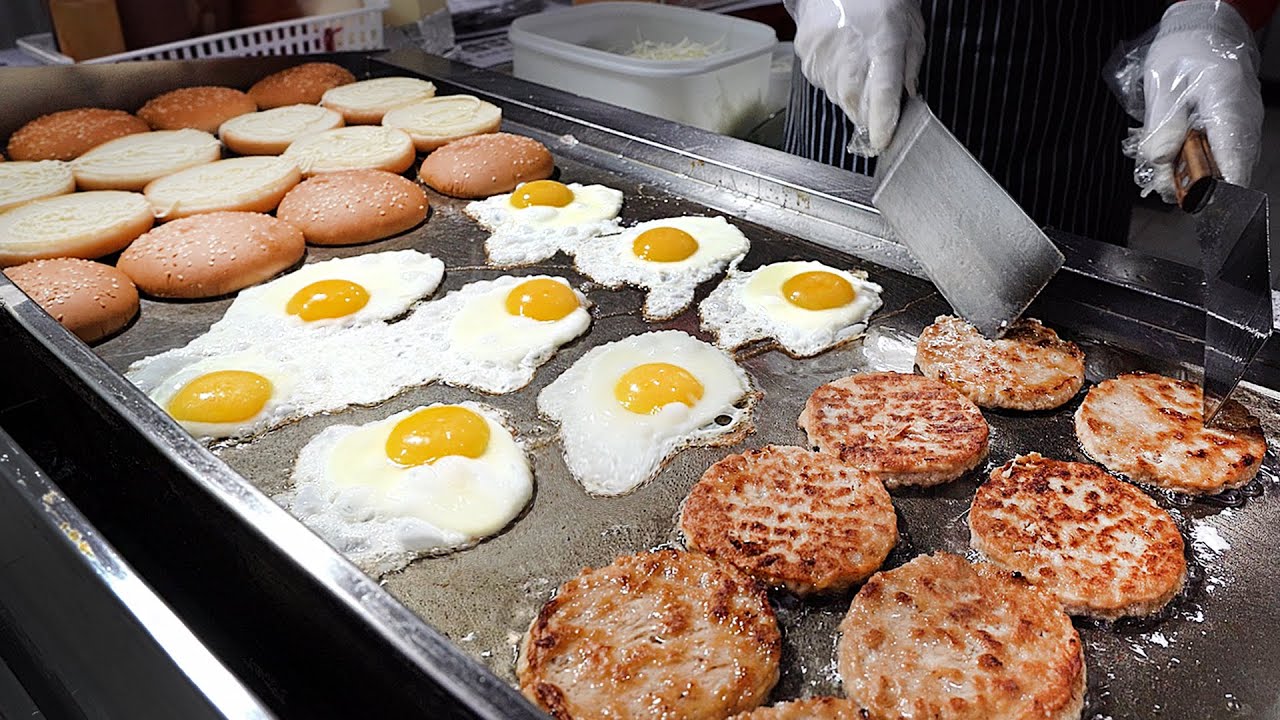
[4,52,1280,718]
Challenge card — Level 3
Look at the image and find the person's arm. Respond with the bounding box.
[1221,0,1279,30]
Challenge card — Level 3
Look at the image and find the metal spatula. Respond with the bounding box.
[871,96,1064,338]
[1175,130,1274,425]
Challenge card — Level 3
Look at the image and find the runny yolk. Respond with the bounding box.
[614,363,704,415]
[505,278,580,321]
[286,279,371,321]
[167,370,273,424]
[386,405,491,467]
[632,227,699,263]
[781,271,856,311]
[510,180,574,208]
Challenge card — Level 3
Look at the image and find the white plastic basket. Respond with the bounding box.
[17,1,388,66]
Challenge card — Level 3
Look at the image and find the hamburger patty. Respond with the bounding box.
[732,697,863,719]
[916,316,1085,411]
[1075,372,1267,495]
[970,453,1186,619]
[518,549,781,720]
[680,445,897,595]
[799,372,990,488]
[838,553,1085,720]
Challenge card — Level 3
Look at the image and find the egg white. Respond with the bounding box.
[464,182,623,266]
[537,330,754,496]
[279,402,532,576]
[573,216,750,320]
[400,275,592,394]
[139,350,304,441]
[699,260,883,357]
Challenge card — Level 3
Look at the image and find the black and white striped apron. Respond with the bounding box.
[782,0,1167,245]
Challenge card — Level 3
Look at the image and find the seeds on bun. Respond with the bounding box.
[4,258,139,342]
[7,108,149,162]
[138,86,257,134]
[419,132,554,199]
[276,169,428,246]
[249,62,356,108]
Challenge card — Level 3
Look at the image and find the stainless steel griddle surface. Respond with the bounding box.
[93,120,1280,718]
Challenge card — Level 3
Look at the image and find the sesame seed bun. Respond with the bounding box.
[218,105,345,156]
[381,95,503,152]
[4,258,139,342]
[0,160,76,213]
[71,129,222,191]
[144,156,301,221]
[418,132,554,199]
[118,211,304,298]
[0,191,154,267]
[248,62,356,109]
[137,86,257,134]
[276,169,428,246]
[320,77,436,124]
[7,108,149,162]
[281,126,415,177]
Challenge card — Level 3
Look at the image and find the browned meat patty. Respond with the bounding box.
[1075,372,1267,495]
[518,549,781,720]
[969,453,1186,619]
[838,553,1085,720]
[679,445,897,595]
[799,372,990,488]
[732,697,864,719]
[916,316,1085,410]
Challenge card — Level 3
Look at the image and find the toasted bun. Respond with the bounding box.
[7,108,149,161]
[4,258,139,342]
[419,132,554,199]
[0,160,76,213]
[320,76,436,124]
[0,191,153,267]
[218,105,344,155]
[248,62,356,108]
[277,169,428,246]
[144,156,301,220]
[137,86,257,133]
[281,126,415,177]
[118,211,304,298]
[72,129,222,191]
[382,95,503,152]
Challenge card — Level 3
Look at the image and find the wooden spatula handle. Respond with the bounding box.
[1174,129,1221,212]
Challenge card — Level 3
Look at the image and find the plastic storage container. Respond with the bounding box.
[509,2,777,136]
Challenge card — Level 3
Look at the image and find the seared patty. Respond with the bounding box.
[916,316,1085,410]
[1075,372,1266,495]
[838,553,1085,720]
[970,453,1186,619]
[518,549,781,720]
[799,372,990,488]
[732,697,863,719]
[680,445,897,595]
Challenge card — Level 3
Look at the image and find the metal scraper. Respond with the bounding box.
[1174,130,1274,425]
[872,96,1064,337]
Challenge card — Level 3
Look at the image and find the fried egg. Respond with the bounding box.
[537,330,754,496]
[138,351,303,441]
[280,402,532,575]
[572,216,750,320]
[699,260,883,357]
[464,180,623,266]
[404,275,592,393]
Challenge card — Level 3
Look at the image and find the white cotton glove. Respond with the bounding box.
[788,0,925,156]
[1125,0,1263,202]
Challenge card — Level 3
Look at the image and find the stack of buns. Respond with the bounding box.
[0,62,561,343]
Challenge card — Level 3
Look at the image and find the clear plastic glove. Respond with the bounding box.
[787,0,925,156]
[1116,0,1263,202]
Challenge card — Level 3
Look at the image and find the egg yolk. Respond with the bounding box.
[386,405,491,467]
[167,370,273,424]
[505,278,580,321]
[286,279,371,321]
[510,180,574,209]
[614,363,704,415]
[781,271,856,311]
[632,227,699,263]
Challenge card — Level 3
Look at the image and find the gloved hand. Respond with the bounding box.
[788,0,925,156]
[1124,0,1263,202]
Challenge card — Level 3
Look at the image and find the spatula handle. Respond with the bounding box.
[1174,129,1221,212]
